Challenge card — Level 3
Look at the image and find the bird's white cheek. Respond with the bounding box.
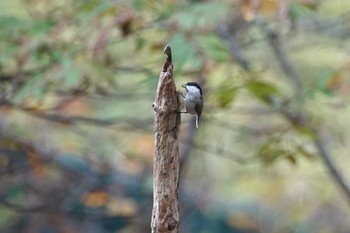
[186,86,201,96]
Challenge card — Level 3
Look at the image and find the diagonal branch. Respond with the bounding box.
[219,18,350,205]
[313,133,350,204]
[216,23,250,71]
[265,29,303,92]
[280,106,350,205]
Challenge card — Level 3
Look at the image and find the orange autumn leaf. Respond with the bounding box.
[26,147,46,178]
[241,0,279,21]
[83,190,109,208]
[56,96,92,116]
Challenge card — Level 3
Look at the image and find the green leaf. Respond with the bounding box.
[176,3,227,30]
[316,69,336,95]
[246,80,281,104]
[133,0,144,10]
[4,186,23,198]
[91,64,117,88]
[197,34,230,62]
[12,74,43,103]
[261,148,286,165]
[215,80,237,108]
[258,142,297,165]
[296,145,315,160]
[61,58,82,88]
[294,125,317,139]
[66,68,81,87]
[286,154,297,165]
[51,49,63,62]
[289,3,305,19]
[169,33,197,73]
[0,17,22,38]
[135,37,146,51]
[32,86,50,100]
[30,20,56,35]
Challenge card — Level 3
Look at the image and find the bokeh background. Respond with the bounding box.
[1,0,350,232]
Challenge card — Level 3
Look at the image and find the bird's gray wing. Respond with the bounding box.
[195,100,203,117]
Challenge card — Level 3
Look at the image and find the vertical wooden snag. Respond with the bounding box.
[151,45,181,233]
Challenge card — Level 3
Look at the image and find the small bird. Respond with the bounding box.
[181,82,203,128]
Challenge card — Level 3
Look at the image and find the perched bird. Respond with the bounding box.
[181,82,203,128]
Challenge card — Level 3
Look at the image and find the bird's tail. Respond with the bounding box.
[195,115,199,128]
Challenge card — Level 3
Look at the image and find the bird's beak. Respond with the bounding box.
[181,84,186,88]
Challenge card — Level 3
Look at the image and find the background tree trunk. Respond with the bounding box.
[151,45,181,233]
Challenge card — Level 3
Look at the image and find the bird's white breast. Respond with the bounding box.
[184,86,201,115]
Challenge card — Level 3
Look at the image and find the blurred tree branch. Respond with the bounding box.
[217,17,350,205]
[263,26,303,93]
[216,22,250,71]
[263,31,350,205]
[280,105,350,203]
[0,101,152,130]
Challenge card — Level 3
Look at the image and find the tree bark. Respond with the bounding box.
[151,45,181,233]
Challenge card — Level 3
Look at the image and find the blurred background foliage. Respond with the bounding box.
[0,0,350,232]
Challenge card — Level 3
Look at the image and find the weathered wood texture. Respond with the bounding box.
[151,45,181,233]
